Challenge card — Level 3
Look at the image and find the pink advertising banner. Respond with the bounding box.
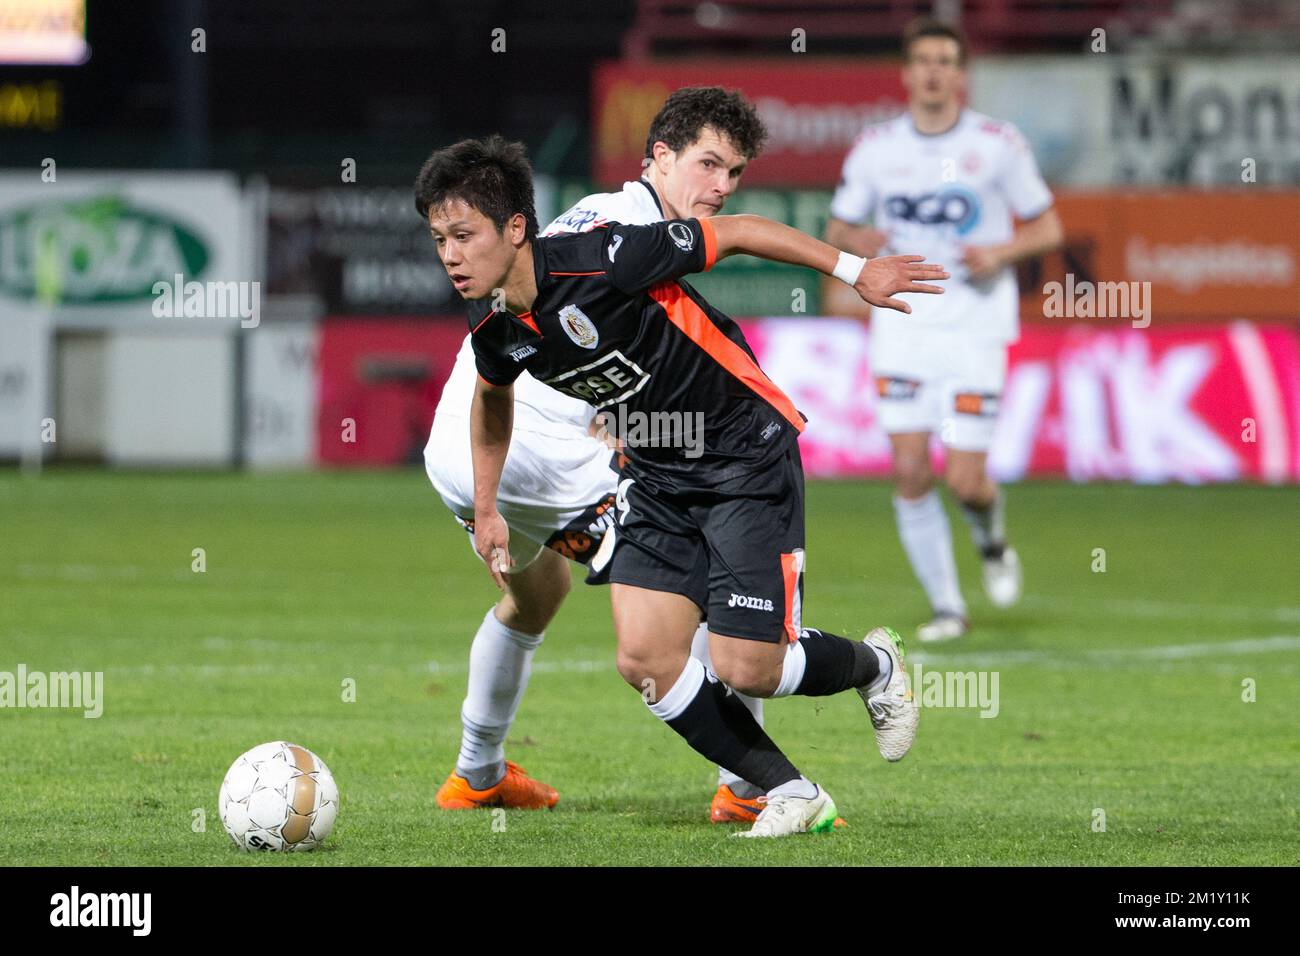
[739,319,1300,484]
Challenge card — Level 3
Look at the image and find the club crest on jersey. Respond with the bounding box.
[668,222,695,252]
[559,304,599,349]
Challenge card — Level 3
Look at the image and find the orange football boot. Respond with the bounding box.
[436,761,559,810]
[709,784,765,823]
[709,784,848,827]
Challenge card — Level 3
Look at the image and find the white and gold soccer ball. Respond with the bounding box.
[218,741,339,852]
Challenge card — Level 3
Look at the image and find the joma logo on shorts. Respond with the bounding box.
[727,593,774,611]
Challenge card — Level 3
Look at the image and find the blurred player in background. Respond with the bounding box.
[425,88,789,823]
[822,18,1063,642]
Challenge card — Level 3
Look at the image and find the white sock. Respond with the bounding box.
[864,644,893,696]
[646,655,707,722]
[771,640,806,698]
[456,606,544,773]
[894,491,966,618]
[691,623,765,789]
[767,776,817,800]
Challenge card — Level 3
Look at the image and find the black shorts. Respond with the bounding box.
[607,442,805,643]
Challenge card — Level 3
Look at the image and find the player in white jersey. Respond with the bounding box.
[823,19,1063,642]
[426,88,781,822]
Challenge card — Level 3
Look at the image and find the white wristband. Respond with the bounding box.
[833,251,867,285]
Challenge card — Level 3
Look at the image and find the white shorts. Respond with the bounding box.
[424,411,619,570]
[871,327,1008,452]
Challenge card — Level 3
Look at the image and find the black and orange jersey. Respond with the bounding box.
[468,218,805,482]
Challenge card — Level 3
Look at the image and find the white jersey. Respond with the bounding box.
[434,179,664,436]
[830,109,1053,343]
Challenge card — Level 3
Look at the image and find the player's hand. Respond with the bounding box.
[855,255,949,314]
[473,510,514,589]
[961,244,1008,282]
[589,412,625,452]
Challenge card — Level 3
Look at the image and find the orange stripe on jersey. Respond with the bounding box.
[698,217,718,271]
[780,550,804,644]
[549,271,604,277]
[648,282,804,434]
[473,310,539,336]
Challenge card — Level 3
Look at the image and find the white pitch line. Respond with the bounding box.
[425,635,1300,675]
[910,635,1300,669]
[98,636,1300,681]
[1015,594,1300,625]
[819,578,1300,625]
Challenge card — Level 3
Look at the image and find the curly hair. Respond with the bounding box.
[643,86,768,162]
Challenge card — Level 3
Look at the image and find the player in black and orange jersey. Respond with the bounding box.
[417,135,947,837]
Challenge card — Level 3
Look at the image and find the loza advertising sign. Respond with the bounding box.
[0,173,248,323]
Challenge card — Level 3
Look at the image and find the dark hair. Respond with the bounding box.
[902,17,968,67]
[413,135,539,240]
[643,86,768,162]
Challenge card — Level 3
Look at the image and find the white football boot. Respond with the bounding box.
[858,626,919,761]
[917,612,969,644]
[733,785,839,838]
[982,545,1022,608]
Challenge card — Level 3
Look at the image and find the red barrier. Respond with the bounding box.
[315,318,466,466]
[592,60,906,187]
[321,316,1300,483]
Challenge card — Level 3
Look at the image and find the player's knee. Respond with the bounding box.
[499,555,571,633]
[893,456,935,498]
[615,644,662,690]
[947,468,990,505]
[494,592,553,637]
[712,656,780,699]
[614,653,641,689]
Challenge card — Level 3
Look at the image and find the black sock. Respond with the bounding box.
[664,677,800,793]
[794,628,881,696]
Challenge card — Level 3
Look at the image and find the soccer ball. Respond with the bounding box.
[218,741,339,852]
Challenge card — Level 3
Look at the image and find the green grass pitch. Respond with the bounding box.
[1,469,1297,865]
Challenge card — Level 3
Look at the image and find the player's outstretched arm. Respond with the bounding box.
[709,214,948,314]
[470,376,515,589]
